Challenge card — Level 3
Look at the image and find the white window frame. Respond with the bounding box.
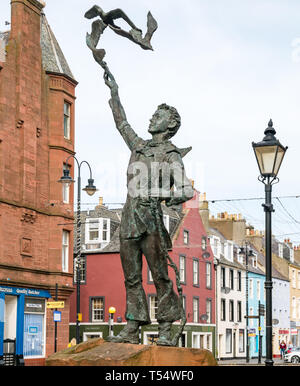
[225,241,233,261]
[92,297,104,322]
[179,255,186,283]
[64,101,71,139]
[212,237,220,258]
[83,332,103,342]
[193,297,199,323]
[257,280,261,301]
[225,329,232,353]
[192,332,213,351]
[193,259,199,286]
[206,262,212,288]
[252,254,257,268]
[178,331,188,347]
[85,218,111,245]
[62,230,69,272]
[183,230,189,245]
[239,329,245,353]
[149,295,158,321]
[206,298,212,323]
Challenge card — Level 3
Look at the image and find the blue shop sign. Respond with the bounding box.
[0,285,51,298]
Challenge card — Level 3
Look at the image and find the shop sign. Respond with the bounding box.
[25,297,45,313]
[0,285,50,298]
[291,329,298,335]
[248,328,256,337]
[279,329,289,335]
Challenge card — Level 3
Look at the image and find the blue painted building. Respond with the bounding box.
[0,285,50,365]
[247,269,266,359]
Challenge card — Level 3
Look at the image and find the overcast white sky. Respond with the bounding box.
[2,0,300,242]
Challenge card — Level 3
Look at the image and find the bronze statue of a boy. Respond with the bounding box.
[103,66,193,346]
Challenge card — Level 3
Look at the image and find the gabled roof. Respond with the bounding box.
[40,13,75,81]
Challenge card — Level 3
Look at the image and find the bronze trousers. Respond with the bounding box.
[120,232,181,325]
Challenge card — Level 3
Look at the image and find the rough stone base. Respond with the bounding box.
[45,338,217,366]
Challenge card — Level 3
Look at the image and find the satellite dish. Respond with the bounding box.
[221,287,231,294]
[202,252,210,259]
[200,314,208,321]
[272,319,279,325]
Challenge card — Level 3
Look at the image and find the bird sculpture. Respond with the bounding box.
[85,5,158,66]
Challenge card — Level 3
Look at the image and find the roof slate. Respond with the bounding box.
[1,14,75,82]
[40,13,75,81]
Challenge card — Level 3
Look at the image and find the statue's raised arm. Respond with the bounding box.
[102,62,143,151]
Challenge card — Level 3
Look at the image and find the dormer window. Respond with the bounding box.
[225,241,233,261]
[252,254,257,268]
[183,230,189,245]
[85,218,110,249]
[212,237,219,257]
[201,236,207,250]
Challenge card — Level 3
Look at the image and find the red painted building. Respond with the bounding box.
[0,0,77,365]
[70,190,216,353]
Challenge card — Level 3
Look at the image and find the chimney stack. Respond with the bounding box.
[199,192,209,232]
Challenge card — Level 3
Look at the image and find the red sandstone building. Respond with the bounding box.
[69,191,216,354]
[0,0,77,365]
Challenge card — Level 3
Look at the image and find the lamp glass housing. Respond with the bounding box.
[58,169,75,187]
[83,179,97,196]
[253,143,286,178]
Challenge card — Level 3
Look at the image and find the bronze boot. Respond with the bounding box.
[156,322,174,346]
[106,320,140,344]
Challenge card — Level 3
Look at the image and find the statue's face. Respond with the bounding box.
[148,108,171,134]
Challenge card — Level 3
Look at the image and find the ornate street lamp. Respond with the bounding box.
[252,119,287,367]
[58,156,97,344]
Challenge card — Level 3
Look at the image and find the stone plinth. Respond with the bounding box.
[45,338,217,366]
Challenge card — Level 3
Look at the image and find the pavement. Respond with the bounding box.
[217,357,297,366]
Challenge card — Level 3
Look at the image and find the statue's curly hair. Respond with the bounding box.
[157,103,181,139]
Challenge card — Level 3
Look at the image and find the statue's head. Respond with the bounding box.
[148,103,181,140]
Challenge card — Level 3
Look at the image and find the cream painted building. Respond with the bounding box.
[210,229,247,359]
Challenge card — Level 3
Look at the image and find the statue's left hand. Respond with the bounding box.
[103,68,118,92]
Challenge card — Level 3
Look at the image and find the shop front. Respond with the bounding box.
[0,285,50,365]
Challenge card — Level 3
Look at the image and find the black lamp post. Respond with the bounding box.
[252,119,287,367]
[58,156,97,344]
[239,243,254,363]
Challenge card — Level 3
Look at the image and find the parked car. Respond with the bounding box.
[284,348,300,364]
[285,346,300,354]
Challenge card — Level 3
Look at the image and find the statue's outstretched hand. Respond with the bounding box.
[102,62,118,92]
